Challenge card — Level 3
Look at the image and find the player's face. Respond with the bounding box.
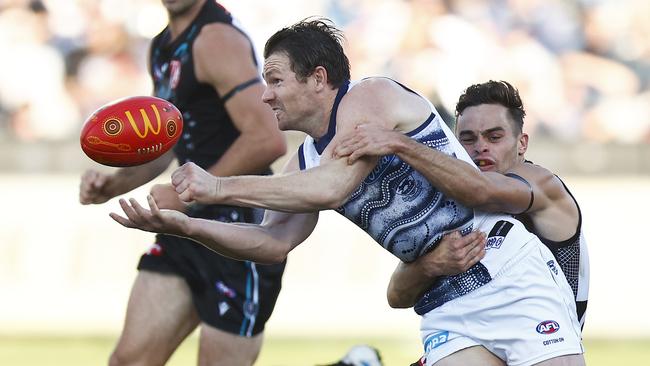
[455,104,528,173]
[262,52,318,132]
[161,0,199,17]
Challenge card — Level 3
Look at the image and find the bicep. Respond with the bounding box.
[194,24,260,96]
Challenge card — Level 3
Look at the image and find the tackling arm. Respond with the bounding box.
[386,231,486,308]
[334,127,538,214]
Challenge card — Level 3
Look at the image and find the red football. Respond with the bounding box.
[80,96,183,167]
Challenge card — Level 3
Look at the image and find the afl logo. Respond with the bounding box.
[536,320,560,334]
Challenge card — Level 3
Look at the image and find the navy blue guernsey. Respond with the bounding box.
[298,79,542,313]
[149,0,258,169]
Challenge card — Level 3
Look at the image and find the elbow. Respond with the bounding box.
[317,192,348,210]
[386,289,411,309]
[264,249,289,265]
[253,239,290,265]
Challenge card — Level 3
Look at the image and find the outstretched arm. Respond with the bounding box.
[110,194,318,264]
[334,126,537,214]
[171,155,377,212]
[386,231,486,308]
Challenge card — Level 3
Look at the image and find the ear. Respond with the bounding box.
[312,66,329,91]
[518,133,529,156]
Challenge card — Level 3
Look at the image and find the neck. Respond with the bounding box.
[308,86,340,140]
[167,0,206,40]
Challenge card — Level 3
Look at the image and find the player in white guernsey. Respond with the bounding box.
[111,20,585,366]
[334,80,589,365]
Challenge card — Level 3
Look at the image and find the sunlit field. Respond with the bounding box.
[0,336,648,365]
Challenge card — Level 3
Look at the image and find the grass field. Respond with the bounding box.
[0,336,649,365]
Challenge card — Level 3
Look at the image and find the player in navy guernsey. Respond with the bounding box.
[112,19,585,366]
[79,1,286,365]
[334,80,589,364]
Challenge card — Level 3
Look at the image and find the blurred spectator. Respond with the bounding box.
[0,0,648,144]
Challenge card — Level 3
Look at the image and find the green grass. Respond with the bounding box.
[0,336,648,365]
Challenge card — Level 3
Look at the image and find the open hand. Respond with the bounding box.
[333,124,404,164]
[110,195,190,237]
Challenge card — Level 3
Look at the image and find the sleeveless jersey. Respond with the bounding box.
[149,0,256,169]
[515,170,589,326]
[298,79,538,312]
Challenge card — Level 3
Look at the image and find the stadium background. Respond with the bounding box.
[0,0,649,364]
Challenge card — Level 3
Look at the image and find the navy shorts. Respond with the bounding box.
[138,204,285,336]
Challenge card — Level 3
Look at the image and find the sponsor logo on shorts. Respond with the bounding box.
[485,220,513,250]
[547,260,559,275]
[536,320,560,334]
[543,337,565,346]
[218,301,230,316]
[424,331,449,353]
[485,236,504,250]
[215,281,236,298]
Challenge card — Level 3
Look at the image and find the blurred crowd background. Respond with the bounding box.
[1,0,650,352]
[1,0,649,148]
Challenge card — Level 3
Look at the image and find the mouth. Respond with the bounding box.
[473,158,496,171]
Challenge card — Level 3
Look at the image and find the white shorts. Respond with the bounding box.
[420,238,583,366]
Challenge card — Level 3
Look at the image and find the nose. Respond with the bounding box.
[474,137,489,154]
[261,86,274,104]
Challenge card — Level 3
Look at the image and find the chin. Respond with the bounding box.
[479,165,497,172]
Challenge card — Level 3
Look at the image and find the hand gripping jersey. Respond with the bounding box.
[298,79,539,312]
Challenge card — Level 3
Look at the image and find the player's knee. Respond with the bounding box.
[109,347,163,366]
[108,349,129,366]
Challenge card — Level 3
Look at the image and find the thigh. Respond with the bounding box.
[111,270,200,365]
[434,346,504,366]
[198,324,264,366]
[533,354,585,366]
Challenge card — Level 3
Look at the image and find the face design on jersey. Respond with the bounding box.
[455,104,528,173]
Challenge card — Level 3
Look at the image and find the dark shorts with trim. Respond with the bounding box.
[137,204,285,337]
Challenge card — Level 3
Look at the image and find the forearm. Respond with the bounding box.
[393,136,493,207]
[387,261,438,308]
[217,158,371,213]
[184,210,316,264]
[185,218,291,264]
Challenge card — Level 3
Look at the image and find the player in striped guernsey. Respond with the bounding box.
[111,19,585,366]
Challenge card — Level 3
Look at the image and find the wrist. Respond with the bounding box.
[415,257,442,279]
